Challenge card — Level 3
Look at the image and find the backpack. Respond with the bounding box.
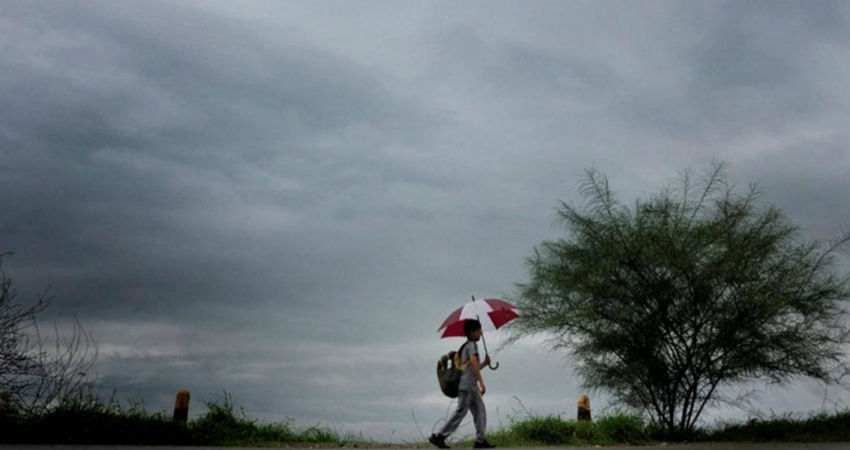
[436,342,470,398]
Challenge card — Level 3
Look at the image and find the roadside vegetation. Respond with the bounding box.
[3,391,847,446]
[482,412,651,447]
[705,409,850,443]
[0,392,378,446]
[450,409,849,447]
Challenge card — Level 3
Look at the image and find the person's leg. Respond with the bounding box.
[468,390,487,443]
[437,391,471,438]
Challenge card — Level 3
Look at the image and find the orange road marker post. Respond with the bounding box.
[173,390,190,423]
[577,394,591,421]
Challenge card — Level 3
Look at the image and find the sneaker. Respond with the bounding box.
[429,434,449,449]
[473,440,495,448]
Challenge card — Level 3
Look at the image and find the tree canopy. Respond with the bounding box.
[509,164,850,434]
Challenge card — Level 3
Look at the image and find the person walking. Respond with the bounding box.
[430,319,495,449]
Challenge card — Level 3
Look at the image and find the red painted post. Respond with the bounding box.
[577,394,591,421]
[173,390,190,423]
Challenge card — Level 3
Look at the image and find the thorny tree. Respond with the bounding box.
[0,253,97,413]
[509,164,850,435]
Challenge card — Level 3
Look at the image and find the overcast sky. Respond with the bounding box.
[1,0,848,441]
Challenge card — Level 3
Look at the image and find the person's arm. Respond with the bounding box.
[469,353,486,395]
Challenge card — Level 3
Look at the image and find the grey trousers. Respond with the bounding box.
[438,389,486,442]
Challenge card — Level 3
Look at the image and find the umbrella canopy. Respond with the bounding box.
[437,297,519,338]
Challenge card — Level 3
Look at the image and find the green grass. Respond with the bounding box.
[2,392,848,446]
[189,393,371,446]
[0,395,191,445]
[705,410,850,443]
[440,409,848,447]
[0,392,378,447]
[480,412,649,447]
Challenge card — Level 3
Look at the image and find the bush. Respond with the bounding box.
[0,394,190,445]
[190,394,258,444]
[594,413,649,444]
[501,412,648,446]
[510,415,575,444]
[190,392,342,446]
[0,391,344,446]
[706,410,850,443]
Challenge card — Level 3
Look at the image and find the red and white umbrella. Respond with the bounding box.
[436,296,519,370]
[437,297,519,338]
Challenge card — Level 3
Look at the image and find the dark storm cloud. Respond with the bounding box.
[1,0,453,326]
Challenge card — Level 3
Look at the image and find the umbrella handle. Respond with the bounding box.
[476,309,500,370]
